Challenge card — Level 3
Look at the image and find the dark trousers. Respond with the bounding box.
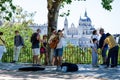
[106,46,119,67]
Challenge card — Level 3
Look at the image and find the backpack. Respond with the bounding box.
[61,63,78,72]
[30,33,38,43]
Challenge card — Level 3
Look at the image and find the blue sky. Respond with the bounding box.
[13,0,120,34]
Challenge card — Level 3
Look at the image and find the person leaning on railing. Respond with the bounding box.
[102,33,119,68]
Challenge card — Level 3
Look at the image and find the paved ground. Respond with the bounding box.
[0,63,120,80]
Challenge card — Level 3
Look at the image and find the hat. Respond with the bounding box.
[58,30,62,33]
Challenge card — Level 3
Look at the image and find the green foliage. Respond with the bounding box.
[0,22,34,62]
[0,0,16,20]
[59,10,70,17]
[101,0,113,11]
[63,0,72,4]
[59,0,113,17]
[0,22,33,47]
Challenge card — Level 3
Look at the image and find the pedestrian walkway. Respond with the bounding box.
[0,63,120,80]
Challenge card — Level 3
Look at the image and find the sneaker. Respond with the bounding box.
[101,63,106,65]
[36,64,41,66]
[11,61,16,63]
[111,65,117,68]
[56,66,61,71]
[93,65,99,68]
[95,65,99,67]
[32,64,41,66]
[104,65,109,68]
[61,66,67,72]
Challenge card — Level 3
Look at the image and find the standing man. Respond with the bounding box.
[48,29,57,65]
[99,28,108,65]
[12,30,24,63]
[31,29,41,66]
[54,30,64,71]
[102,33,119,68]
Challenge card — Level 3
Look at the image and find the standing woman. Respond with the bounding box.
[0,32,6,62]
[40,35,49,65]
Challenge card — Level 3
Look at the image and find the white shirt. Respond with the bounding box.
[56,37,64,49]
[91,35,99,40]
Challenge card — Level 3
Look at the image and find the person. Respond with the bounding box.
[102,33,119,68]
[0,32,6,62]
[48,30,57,65]
[31,29,42,66]
[12,30,24,63]
[40,35,49,65]
[91,30,99,41]
[91,38,99,67]
[54,30,64,71]
[91,30,99,48]
[99,28,108,65]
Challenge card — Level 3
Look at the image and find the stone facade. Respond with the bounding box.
[64,11,95,47]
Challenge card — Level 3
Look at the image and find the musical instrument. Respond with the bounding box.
[49,28,64,49]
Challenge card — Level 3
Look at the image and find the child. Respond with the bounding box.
[91,30,99,49]
[91,30,99,41]
[91,38,99,67]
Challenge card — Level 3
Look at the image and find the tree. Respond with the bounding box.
[47,0,113,37]
[0,0,113,34]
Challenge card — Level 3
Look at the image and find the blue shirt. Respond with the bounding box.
[14,35,24,47]
[99,33,108,48]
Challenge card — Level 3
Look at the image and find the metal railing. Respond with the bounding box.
[2,46,120,64]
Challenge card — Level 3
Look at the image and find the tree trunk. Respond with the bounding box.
[47,0,61,64]
[47,0,61,37]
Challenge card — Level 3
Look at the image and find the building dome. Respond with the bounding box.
[87,17,91,22]
[79,15,91,24]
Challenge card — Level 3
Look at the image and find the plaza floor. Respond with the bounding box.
[0,63,120,80]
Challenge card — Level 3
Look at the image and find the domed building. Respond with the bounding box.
[64,11,95,47]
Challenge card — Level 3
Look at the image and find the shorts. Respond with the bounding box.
[32,48,40,55]
[102,47,108,57]
[54,48,63,57]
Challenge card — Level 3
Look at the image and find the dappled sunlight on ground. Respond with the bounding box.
[0,63,120,80]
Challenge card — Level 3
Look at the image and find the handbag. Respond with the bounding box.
[40,47,45,53]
